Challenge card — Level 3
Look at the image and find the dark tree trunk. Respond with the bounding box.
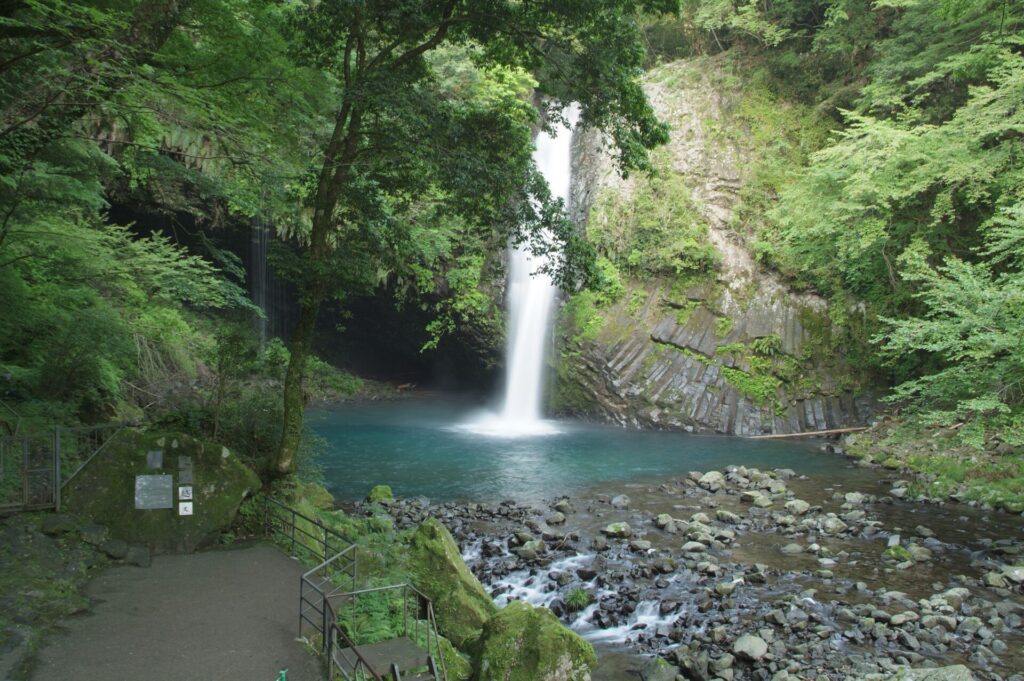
[273,100,363,476]
[277,275,324,476]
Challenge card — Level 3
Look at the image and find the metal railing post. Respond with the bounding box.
[298,576,304,638]
[290,508,297,554]
[20,439,28,509]
[53,426,61,511]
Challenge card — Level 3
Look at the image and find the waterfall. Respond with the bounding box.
[250,215,270,349]
[462,103,578,437]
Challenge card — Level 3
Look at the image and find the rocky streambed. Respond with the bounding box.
[366,462,1024,681]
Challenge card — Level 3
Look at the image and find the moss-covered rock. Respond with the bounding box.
[407,517,497,648]
[63,430,260,552]
[296,480,335,510]
[474,601,597,681]
[437,635,473,681]
[367,484,394,503]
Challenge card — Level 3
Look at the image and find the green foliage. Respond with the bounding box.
[751,335,783,356]
[714,316,734,337]
[367,485,394,504]
[720,366,782,407]
[565,588,593,612]
[874,205,1024,442]
[884,545,912,562]
[589,168,719,279]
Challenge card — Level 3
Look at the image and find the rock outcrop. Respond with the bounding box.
[556,56,875,435]
[407,517,498,648]
[474,600,596,681]
[63,430,260,552]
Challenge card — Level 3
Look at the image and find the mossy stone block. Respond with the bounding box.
[407,517,497,648]
[475,601,597,681]
[63,430,260,552]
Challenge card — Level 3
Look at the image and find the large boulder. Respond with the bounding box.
[63,430,260,552]
[475,601,596,681]
[407,518,497,648]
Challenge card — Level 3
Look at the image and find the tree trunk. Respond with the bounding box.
[277,276,325,476]
[272,98,362,477]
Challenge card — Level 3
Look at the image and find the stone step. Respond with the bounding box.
[333,636,430,679]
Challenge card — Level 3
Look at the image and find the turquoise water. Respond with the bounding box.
[308,399,849,503]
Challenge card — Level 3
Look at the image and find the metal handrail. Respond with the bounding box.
[329,583,447,681]
[328,608,384,681]
[0,400,21,436]
[61,423,127,489]
[262,496,446,680]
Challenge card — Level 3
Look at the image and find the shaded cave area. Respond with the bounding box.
[105,197,499,393]
[315,292,501,393]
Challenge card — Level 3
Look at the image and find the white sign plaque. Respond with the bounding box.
[178,502,193,516]
[135,475,173,509]
[178,485,193,500]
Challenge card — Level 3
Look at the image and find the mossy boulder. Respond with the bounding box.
[407,517,497,648]
[63,430,260,552]
[296,480,335,510]
[474,601,597,681]
[437,635,473,681]
[367,484,394,503]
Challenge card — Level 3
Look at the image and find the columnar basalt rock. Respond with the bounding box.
[558,56,875,436]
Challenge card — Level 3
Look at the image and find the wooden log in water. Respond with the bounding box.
[746,426,868,440]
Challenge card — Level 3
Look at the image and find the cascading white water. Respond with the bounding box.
[462,104,579,437]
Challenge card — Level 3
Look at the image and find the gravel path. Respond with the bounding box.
[30,543,324,681]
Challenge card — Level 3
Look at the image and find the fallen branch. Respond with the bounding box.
[746,426,868,440]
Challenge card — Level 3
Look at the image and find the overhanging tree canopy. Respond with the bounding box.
[273,0,680,475]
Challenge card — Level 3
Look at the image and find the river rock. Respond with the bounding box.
[611,494,631,509]
[896,665,976,680]
[654,514,678,533]
[711,653,734,673]
[844,492,866,505]
[939,587,971,610]
[630,540,652,552]
[546,512,566,526]
[682,541,707,553]
[639,656,677,681]
[733,633,768,661]
[553,499,574,514]
[785,500,810,515]
[983,572,1007,588]
[908,544,933,562]
[1001,564,1024,584]
[716,510,741,524]
[515,539,545,561]
[780,543,803,555]
[821,515,848,535]
[698,471,725,491]
[602,522,632,538]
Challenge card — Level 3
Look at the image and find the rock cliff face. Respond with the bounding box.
[554,56,875,435]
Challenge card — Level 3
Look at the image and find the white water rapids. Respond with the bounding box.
[461,542,682,646]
